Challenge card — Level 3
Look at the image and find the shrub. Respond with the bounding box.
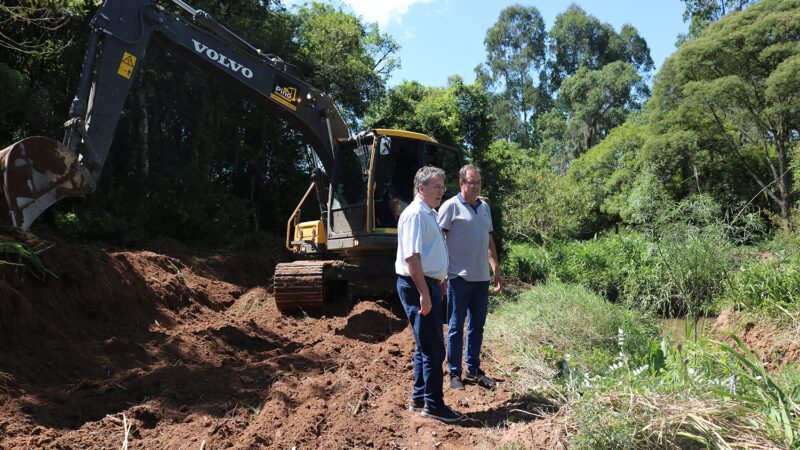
[503,242,550,284]
[624,195,733,318]
[550,233,649,302]
[503,233,653,302]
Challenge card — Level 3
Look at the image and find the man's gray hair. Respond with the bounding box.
[414,166,446,193]
[459,164,482,182]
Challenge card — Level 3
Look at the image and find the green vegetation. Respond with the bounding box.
[4,0,800,446]
[721,257,800,321]
[487,281,800,448]
[0,240,56,282]
[486,282,659,383]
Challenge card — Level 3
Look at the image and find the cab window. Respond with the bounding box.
[424,143,461,199]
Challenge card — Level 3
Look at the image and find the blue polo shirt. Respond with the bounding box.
[437,193,493,282]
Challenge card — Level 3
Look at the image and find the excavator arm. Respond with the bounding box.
[0,0,350,229]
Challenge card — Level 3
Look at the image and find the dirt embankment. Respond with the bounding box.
[0,230,560,449]
[710,309,800,369]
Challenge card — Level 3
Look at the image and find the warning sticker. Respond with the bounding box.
[117,52,137,79]
[270,78,299,111]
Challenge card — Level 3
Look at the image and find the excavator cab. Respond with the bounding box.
[286,129,461,255]
[326,130,461,250]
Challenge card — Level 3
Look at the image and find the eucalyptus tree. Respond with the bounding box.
[479,4,548,148]
[558,61,646,156]
[547,5,653,93]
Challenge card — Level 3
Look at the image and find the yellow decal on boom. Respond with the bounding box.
[270,78,299,111]
[117,52,137,79]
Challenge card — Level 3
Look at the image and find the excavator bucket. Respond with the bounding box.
[0,136,95,229]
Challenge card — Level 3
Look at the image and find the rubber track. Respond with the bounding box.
[274,260,337,313]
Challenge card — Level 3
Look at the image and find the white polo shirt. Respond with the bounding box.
[395,197,448,281]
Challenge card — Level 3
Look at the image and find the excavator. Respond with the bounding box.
[0,0,462,312]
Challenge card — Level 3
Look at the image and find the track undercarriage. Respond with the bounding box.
[273,255,396,313]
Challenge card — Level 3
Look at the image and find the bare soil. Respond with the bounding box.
[0,229,560,449]
[711,308,800,369]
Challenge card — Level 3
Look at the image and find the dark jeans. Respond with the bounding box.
[446,276,490,377]
[396,275,446,409]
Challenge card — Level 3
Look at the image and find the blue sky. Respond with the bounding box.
[281,0,689,88]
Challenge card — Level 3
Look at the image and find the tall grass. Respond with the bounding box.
[503,229,731,319]
[486,282,659,389]
[0,240,56,281]
[720,257,800,323]
[487,278,800,449]
[503,196,738,321]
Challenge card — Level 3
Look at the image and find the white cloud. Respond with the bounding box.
[280,0,436,29]
[339,0,435,28]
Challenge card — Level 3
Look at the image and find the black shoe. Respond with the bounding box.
[465,369,497,388]
[421,405,464,423]
[449,375,465,390]
[407,399,424,412]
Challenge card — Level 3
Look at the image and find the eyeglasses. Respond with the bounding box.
[430,184,446,191]
[461,180,482,186]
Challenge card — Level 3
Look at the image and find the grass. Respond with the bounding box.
[502,227,732,319]
[719,256,800,324]
[567,391,776,449]
[231,287,271,317]
[487,280,800,449]
[486,282,659,390]
[0,240,57,281]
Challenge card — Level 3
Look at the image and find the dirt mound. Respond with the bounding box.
[0,231,558,448]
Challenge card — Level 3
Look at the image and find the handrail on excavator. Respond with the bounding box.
[285,182,318,251]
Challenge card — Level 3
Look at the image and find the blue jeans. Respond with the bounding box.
[396,275,446,409]
[446,277,489,377]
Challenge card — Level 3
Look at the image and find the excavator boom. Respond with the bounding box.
[1,0,465,314]
[0,0,349,229]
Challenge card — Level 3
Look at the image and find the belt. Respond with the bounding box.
[399,275,445,284]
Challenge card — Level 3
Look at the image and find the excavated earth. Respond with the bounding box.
[0,228,562,449]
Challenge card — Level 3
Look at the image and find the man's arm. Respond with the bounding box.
[405,253,432,315]
[488,234,503,293]
[440,230,448,294]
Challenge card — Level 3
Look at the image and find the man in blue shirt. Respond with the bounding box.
[437,165,503,390]
[396,166,463,423]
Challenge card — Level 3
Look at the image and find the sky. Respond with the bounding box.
[281,0,689,88]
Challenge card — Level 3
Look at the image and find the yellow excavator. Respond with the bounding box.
[0,0,462,312]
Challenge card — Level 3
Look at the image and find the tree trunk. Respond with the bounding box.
[136,89,150,178]
[776,140,793,231]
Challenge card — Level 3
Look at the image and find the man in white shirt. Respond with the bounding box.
[395,166,463,424]
[438,165,502,390]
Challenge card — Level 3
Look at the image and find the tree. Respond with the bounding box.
[365,77,493,162]
[547,5,653,93]
[681,0,756,38]
[485,140,591,243]
[558,61,646,155]
[649,0,800,227]
[293,2,399,128]
[479,4,548,147]
[567,118,654,227]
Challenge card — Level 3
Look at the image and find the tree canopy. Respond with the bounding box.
[1,0,798,248]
